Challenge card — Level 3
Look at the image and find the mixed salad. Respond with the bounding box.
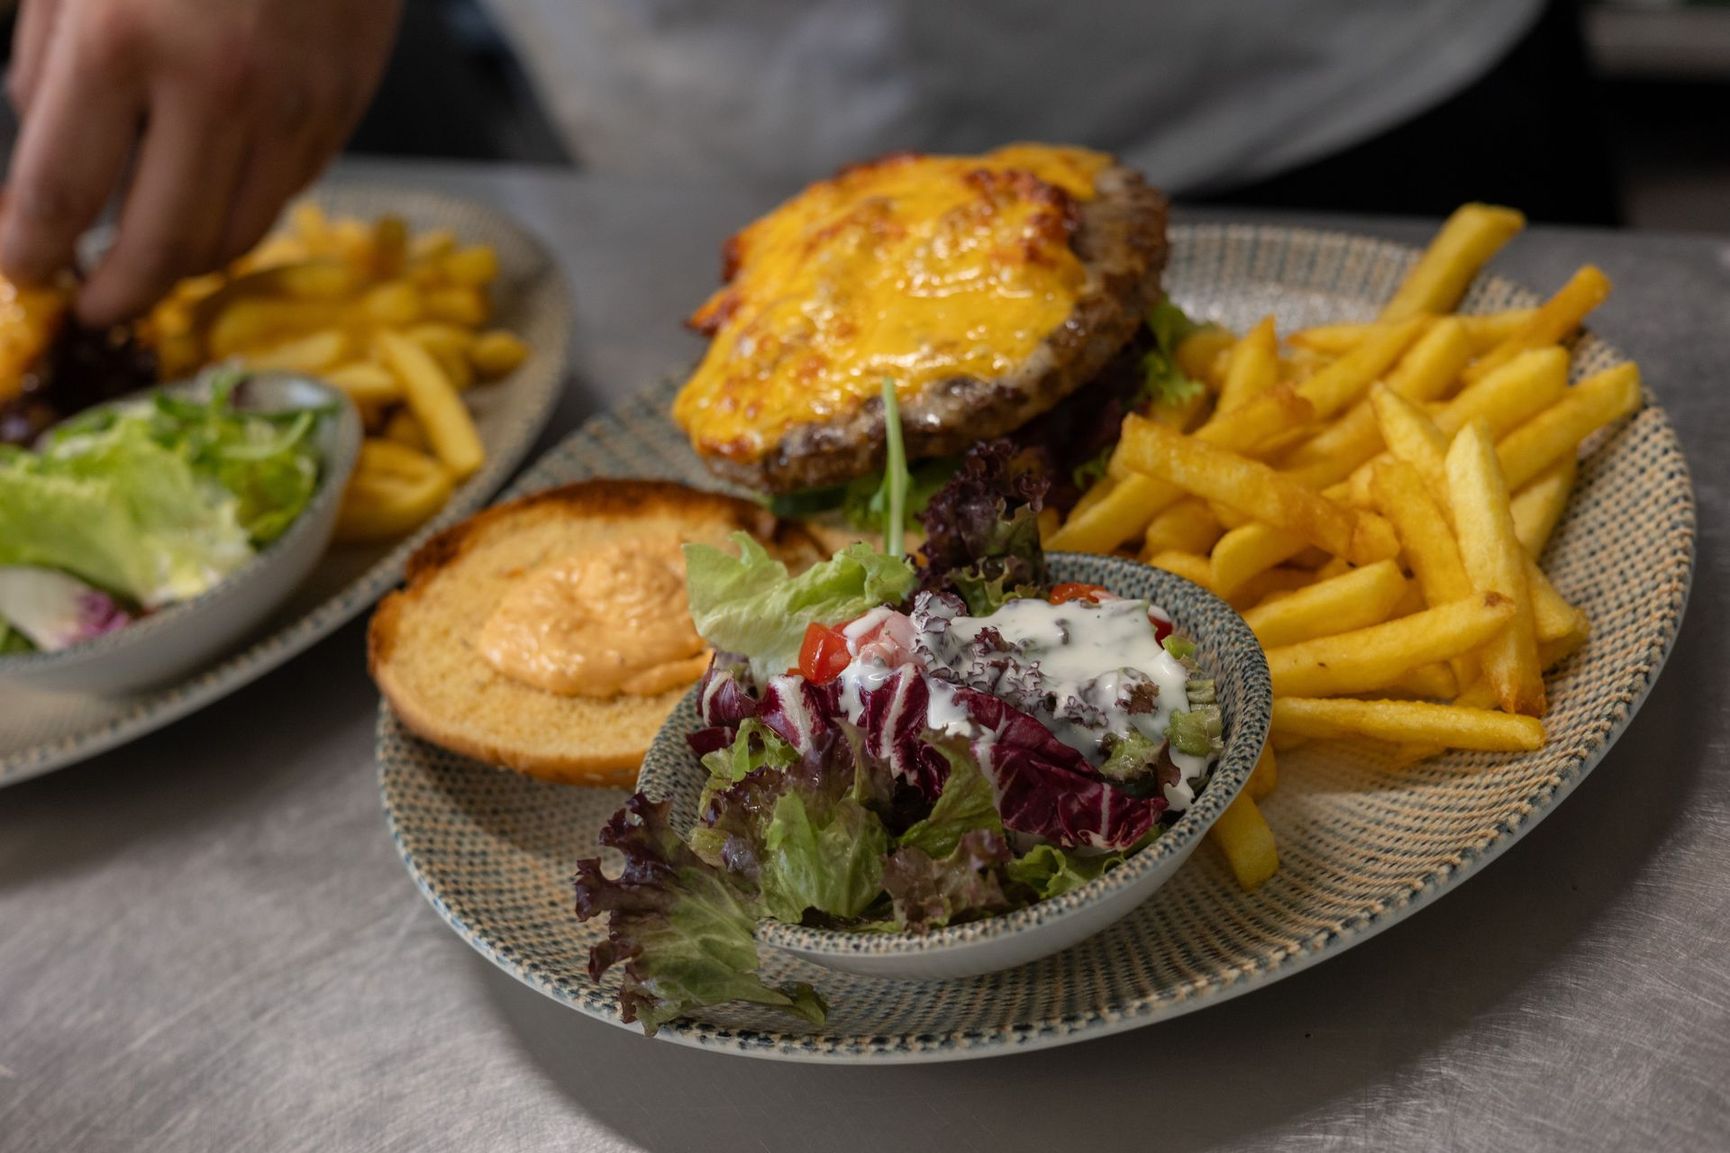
[0,368,328,654]
[574,388,1224,1034]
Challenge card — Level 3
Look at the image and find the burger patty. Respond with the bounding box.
[697,164,1169,494]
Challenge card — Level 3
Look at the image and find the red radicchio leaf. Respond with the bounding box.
[953,687,1167,851]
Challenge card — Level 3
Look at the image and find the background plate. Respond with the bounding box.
[380,223,1695,1063]
[2,185,571,784]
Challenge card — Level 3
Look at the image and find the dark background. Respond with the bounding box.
[3,0,1727,230]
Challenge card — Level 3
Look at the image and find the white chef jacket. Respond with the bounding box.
[483,0,1543,198]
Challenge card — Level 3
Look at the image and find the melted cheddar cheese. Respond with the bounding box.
[672,144,1112,464]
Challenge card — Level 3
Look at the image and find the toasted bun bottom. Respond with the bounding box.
[369,479,818,787]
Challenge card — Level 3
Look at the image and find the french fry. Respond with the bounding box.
[1380,203,1526,322]
[408,228,457,264]
[1210,792,1278,890]
[376,330,486,479]
[1147,550,1215,589]
[205,298,343,359]
[1373,458,1478,686]
[1142,498,1224,558]
[324,361,402,407]
[1386,662,1460,700]
[1495,362,1642,491]
[1446,423,1545,714]
[1226,566,1317,613]
[1372,461,1473,607]
[408,323,478,363]
[1294,316,1426,420]
[371,215,408,280]
[1464,265,1612,384]
[361,280,423,327]
[1247,745,1278,801]
[1241,559,1407,648]
[1270,697,1544,752]
[1217,316,1278,413]
[441,244,500,288]
[1176,325,1236,384]
[1539,628,1589,671]
[1265,592,1514,697]
[1511,457,1577,556]
[1210,522,1310,596]
[1281,317,1473,488]
[1120,416,1398,566]
[381,408,429,452]
[1047,475,1171,554]
[1050,384,1315,553]
[334,439,454,543]
[1289,310,1534,357]
[239,328,348,374]
[1369,385,1451,496]
[1526,557,1589,647]
[1434,346,1570,438]
[424,286,490,327]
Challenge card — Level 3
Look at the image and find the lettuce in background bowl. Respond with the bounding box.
[0,371,361,696]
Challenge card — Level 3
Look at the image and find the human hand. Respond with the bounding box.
[2,0,402,326]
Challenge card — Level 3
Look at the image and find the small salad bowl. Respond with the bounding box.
[638,553,1272,981]
[0,373,362,697]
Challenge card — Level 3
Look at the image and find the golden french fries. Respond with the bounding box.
[1142,498,1225,559]
[1446,423,1545,715]
[1247,746,1278,801]
[1510,457,1577,556]
[1241,559,1406,648]
[1380,203,1526,322]
[1218,316,1278,413]
[139,204,537,542]
[1040,202,1642,890]
[1210,791,1278,890]
[1121,416,1398,566]
[334,439,455,542]
[1265,592,1514,698]
[1495,362,1641,491]
[1271,698,1544,751]
[1463,264,1612,384]
[376,330,485,480]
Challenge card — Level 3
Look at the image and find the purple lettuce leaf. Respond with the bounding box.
[882,828,1015,930]
[573,794,825,1035]
[954,687,1167,851]
[854,664,952,800]
[916,439,1050,615]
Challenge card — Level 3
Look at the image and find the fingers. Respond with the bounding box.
[0,23,141,288]
[7,0,65,114]
[75,91,247,326]
[215,82,333,265]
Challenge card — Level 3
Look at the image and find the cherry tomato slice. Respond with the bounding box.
[797,622,852,684]
[1149,610,1174,644]
[1050,582,1110,605]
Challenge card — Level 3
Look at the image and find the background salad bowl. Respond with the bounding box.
[0,372,362,696]
[635,553,1273,981]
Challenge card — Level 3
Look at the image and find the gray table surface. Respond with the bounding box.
[3,160,1727,1153]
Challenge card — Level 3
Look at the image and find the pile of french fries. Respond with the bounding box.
[139,204,531,543]
[1045,204,1642,892]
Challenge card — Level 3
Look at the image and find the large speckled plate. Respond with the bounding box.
[2,186,570,785]
[379,224,1695,1063]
